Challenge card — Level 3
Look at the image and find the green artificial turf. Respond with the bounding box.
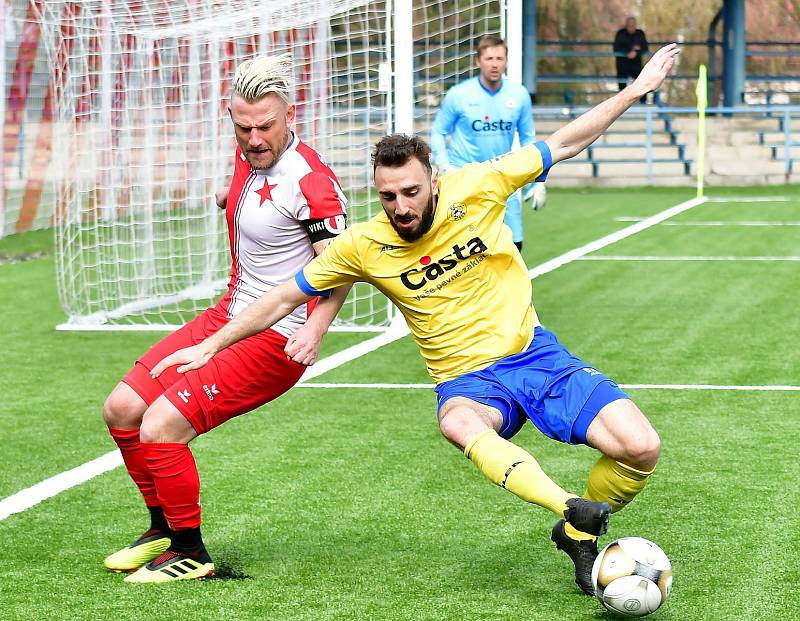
[1,185,798,620]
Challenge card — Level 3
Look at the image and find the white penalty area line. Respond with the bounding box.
[579,255,800,262]
[0,195,707,522]
[298,382,800,392]
[527,196,708,278]
[0,452,125,522]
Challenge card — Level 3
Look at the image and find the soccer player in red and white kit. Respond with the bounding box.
[101,54,351,583]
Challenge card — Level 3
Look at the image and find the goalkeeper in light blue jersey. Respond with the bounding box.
[430,34,546,251]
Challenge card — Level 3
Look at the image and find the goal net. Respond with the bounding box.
[32,0,509,330]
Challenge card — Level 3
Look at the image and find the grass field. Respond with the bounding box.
[1,184,799,620]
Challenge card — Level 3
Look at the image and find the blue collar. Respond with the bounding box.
[477,76,503,95]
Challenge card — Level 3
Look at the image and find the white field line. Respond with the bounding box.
[0,195,708,522]
[527,196,707,278]
[297,383,800,392]
[705,196,794,203]
[615,217,800,226]
[621,384,800,391]
[0,452,125,521]
[579,255,800,262]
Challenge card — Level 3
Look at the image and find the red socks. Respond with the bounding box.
[108,427,158,507]
[141,442,202,530]
[109,428,202,531]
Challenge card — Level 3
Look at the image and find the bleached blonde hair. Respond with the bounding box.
[231,53,294,105]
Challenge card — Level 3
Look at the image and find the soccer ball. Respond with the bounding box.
[591,537,672,617]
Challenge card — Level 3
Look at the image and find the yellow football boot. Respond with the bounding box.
[103,530,171,572]
[124,549,214,583]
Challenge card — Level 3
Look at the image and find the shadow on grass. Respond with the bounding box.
[208,557,253,581]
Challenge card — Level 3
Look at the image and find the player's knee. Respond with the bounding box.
[103,389,144,429]
[438,409,465,445]
[439,403,469,446]
[437,402,484,449]
[438,397,504,450]
[139,400,196,444]
[139,409,168,444]
[619,427,661,472]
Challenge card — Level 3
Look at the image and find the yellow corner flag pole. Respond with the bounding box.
[695,64,708,198]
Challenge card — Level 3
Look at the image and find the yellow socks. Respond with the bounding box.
[564,455,654,541]
[462,430,653,540]
[585,455,653,512]
[463,429,573,517]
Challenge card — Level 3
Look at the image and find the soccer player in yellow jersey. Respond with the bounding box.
[152,44,680,595]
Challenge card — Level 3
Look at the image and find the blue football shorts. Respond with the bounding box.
[434,326,629,445]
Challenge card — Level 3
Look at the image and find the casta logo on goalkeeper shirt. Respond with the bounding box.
[399,237,487,290]
[471,115,513,132]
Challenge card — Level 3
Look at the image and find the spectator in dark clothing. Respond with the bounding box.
[614,17,649,103]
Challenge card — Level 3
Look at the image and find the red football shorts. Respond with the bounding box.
[122,305,306,435]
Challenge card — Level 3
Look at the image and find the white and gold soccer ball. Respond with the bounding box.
[591,537,673,617]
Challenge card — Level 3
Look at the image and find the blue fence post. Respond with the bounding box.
[784,107,792,177]
[646,107,653,184]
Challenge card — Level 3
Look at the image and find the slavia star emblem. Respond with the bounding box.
[256,179,278,206]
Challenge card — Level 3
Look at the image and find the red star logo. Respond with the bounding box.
[255,179,277,206]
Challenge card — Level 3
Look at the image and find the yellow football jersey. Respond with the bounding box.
[299,142,551,384]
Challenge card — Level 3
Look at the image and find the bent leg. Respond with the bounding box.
[140,396,200,531]
[103,381,160,508]
[102,382,173,571]
[586,398,660,471]
[126,398,214,583]
[104,381,148,429]
[103,311,218,511]
[555,399,657,596]
[580,398,659,514]
[136,325,304,532]
[439,397,574,517]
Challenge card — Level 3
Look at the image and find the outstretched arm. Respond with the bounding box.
[545,44,679,164]
[284,282,351,366]
[150,278,313,376]
[284,238,354,365]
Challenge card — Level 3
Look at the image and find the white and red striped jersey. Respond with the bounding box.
[215,133,347,337]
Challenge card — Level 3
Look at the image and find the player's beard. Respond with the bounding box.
[246,130,290,171]
[390,194,436,242]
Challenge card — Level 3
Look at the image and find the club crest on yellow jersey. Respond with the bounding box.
[448,203,466,221]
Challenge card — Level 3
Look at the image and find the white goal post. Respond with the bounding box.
[30,0,515,330]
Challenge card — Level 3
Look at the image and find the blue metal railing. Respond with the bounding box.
[530,105,799,182]
[534,40,800,105]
